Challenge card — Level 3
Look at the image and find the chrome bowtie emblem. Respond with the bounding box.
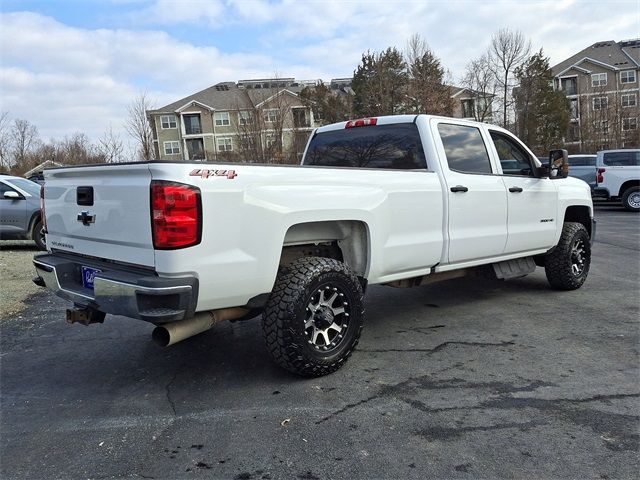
[77,211,96,226]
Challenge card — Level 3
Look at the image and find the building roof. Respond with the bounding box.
[551,39,640,76]
[150,82,254,113]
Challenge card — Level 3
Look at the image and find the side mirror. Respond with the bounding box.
[3,191,23,200]
[549,149,569,179]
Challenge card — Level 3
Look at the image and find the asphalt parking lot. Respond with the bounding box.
[1,204,638,480]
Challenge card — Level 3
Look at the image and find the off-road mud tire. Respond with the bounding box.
[262,257,365,377]
[544,222,590,290]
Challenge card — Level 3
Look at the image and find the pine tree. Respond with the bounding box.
[514,50,570,153]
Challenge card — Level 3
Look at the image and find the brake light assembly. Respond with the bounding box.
[151,181,202,249]
[596,168,606,184]
[345,117,378,129]
[40,185,47,232]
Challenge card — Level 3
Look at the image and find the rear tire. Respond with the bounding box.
[544,222,590,290]
[32,219,46,250]
[621,187,640,212]
[262,257,365,377]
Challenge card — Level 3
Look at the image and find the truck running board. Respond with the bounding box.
[492,257,537,279]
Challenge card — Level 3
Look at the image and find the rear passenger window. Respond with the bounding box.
[568,156,596,167]
[603,151,640,166]
[304,123,427,169]
[438,124,492,174]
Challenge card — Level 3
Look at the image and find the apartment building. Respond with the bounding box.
[551,39,640,150]
[148,79,318,162]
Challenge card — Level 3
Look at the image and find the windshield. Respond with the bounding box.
[6,178,41,196]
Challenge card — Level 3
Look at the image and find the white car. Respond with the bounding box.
[33,115,594,376]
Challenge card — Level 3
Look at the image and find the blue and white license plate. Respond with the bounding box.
[81,266,101,290]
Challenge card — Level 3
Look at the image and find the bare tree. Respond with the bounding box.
[0,111,12,171]
[12,118,40,170]
[98,125,125,163]
[405,34,454,116]
[462,54,497,122]
[489,28,531,127]
[126,92,156,161]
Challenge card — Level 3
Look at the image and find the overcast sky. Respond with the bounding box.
[1,0,638,143]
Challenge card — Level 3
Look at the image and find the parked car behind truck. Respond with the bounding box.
[0,175,46,249]
[593,149,640,211]
[33,115,594,376]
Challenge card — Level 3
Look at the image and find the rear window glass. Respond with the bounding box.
[303,123,427,169]
[438,123,492,174]
[602,151,640,166]
[569,156,596,167]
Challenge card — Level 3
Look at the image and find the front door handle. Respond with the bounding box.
[450,185,469,193]
[509,186,523,193]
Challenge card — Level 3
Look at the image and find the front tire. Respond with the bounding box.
[544,222,591,290]
[621,187,640,212]
[32,219,46,250]
[262,257,365,377]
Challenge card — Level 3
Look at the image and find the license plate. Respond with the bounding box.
[81,266,101,290]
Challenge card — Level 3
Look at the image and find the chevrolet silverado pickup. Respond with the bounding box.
[33,115,595,376]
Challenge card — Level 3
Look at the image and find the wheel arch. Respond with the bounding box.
[280,220,370,278]
[563,205,592,237]
[27,211,42,239]
[618,180,640,198]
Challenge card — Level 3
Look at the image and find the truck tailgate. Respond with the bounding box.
[44,164,155,267]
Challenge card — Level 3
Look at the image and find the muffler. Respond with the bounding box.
[152,307,249,347]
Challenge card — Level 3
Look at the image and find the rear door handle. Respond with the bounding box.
[450,185,469,193]
[509,187,523,193]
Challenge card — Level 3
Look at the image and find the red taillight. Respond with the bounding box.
[345,117,378,128]
[596,168,606,184]
[40,185,47,232]
[151,181,201,249]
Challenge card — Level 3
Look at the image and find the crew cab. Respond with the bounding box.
[33,115,595,376]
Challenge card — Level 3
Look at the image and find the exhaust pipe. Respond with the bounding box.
[152,307,249,347]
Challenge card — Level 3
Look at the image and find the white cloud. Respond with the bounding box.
[0,1,638,144]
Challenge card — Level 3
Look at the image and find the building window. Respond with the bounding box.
[623,117,638,131]
[163,141,180,155]
[591,73,607,87]
[560,77,577,96]
[620,70,637,84]
[264,133,277,148]
[594,120,609,135]
[570,98,579,120]
[622,93,637,108]
[217,137,233,151]
[264,109,279,123]
[592,96,608,110]
[183,114,202,134]
[238,111,252,126]
[214,112,230,126]
[461,99,475,118]
[161,115,177,129]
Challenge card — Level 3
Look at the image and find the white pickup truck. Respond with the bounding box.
[592,149,640,212]
[33,115,595,376]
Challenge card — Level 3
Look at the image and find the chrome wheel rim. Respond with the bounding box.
[39,227,46,246]
[570,238,586,276]
[304,284,350,352]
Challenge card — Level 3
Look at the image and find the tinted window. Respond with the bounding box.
[304,123,427,169]
[603,151,640,166]
[568,156,596,167]
[6,178,40,196]
[438,124,492,174]
[489,131,534,176]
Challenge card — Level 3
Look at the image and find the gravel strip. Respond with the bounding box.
[0,241,42,319]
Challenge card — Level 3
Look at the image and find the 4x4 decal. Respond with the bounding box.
[189,169,237,179]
